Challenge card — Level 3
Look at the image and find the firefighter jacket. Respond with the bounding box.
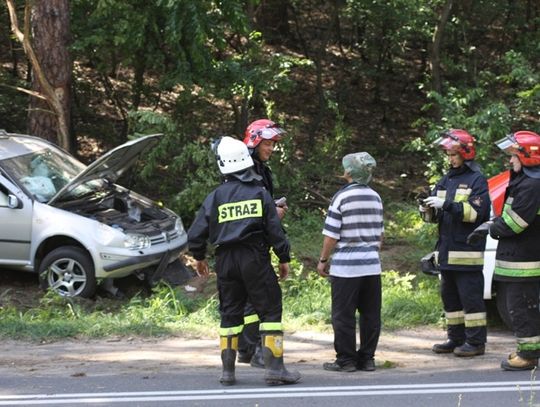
[490,170,540,282]
[253,158,274,197]
[188,178,291,263]
[432,164,491,271]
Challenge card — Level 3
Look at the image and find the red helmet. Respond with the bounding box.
[433,129,476,160]
[243,119,286,149]
[495,130,540,167]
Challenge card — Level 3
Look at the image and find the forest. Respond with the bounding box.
[0,0,538,341]
[1,0,539,225]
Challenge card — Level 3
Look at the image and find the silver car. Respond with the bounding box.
[0,130,187,297]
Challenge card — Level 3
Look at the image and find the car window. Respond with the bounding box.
[0,147,96,203]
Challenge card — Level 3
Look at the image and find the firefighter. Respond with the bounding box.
[187,136,301,386]
[468,130,540,370]
[420,129,491,357]
[244,118,288,219]
[237,119,288,368]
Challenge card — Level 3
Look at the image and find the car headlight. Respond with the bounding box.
[124,233,150,250]
[175,217,185,234]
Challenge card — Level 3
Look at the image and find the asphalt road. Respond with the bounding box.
[0,364,538,406]
[0,328,537,406]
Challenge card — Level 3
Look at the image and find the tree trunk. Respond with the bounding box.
[331,0,346,58]
[253,0,289,44]
[429,0,453,94]
[28,0,72,151]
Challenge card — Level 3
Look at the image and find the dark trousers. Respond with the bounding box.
[216,242,282,330]
[499,281,540,359]
[330,274,381,366]
[440,269,487,345]
[238,302,261,356]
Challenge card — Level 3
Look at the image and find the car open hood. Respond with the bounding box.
[48,134,162,205]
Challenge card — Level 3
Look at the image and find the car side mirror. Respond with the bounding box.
[8,194,20,209]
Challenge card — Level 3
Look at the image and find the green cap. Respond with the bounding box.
[342,152,376,184]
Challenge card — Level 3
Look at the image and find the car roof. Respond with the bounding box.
[0,133,60,161]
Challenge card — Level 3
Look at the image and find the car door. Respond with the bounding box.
[0,174,33,266]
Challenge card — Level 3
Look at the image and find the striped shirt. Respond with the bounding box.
[323,183,384,278]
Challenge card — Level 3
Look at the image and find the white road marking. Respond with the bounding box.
[0,381,538,405]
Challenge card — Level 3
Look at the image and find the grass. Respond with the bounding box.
[0,284,220,340]
[0,204,445,340]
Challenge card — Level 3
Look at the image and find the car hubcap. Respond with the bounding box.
[47,258,87,297]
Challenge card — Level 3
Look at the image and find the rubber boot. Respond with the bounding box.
[250,342,265,369]
[219,335,238,386]
[261,333,301,386]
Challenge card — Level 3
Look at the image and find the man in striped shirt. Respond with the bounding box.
[317,152,384,372]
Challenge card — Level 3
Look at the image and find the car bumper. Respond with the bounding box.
[96,240,187,278]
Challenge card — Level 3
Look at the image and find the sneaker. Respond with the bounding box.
[453,343,485,357]
[432,339,464,354]
[357,358,376,371]
[501,353,538,371]
[323,361,356,372]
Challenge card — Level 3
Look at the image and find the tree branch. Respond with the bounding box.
[5,0,70,149]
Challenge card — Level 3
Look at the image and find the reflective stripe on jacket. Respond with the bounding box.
[491,171,540,281]
[187,178,290,263]
[433,164,491,271]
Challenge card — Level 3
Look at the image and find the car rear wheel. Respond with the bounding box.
[39,246,96,298]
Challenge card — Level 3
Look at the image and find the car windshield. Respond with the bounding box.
[0,146,105,203]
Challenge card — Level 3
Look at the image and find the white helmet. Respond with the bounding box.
[215,136,254,174]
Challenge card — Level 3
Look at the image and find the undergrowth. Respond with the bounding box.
[0,204,443,340]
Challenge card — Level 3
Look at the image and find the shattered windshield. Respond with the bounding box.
[0,147,104,203]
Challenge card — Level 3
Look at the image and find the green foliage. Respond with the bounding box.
[270,99,359,211]
[285,209,325,260]
[282,261,332,329]
[127,110,220,223]
[0,284,218,340]
[282,266,441,332]
[0,71,30,133]
[209,38,309,117]
[0,203,445,339]
[282,203,441,332]
[4,0,538,341]
[342,0,438,69]
[322,97,355,160]
[411,48,540,182]
[384,201,437,249]
[71,0,250,85]
[381,271,441,329]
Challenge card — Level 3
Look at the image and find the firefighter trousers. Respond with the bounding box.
[238,302,261,357]
[498,280,540,359]
[440,269,487,345]
[215,241,282,333]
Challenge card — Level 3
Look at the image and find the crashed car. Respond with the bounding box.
[421,170,511,326]
[0,130,187,297]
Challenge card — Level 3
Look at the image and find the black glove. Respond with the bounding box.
[466,221,492,245]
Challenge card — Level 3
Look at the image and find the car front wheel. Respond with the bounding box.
[38,246,96,298]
